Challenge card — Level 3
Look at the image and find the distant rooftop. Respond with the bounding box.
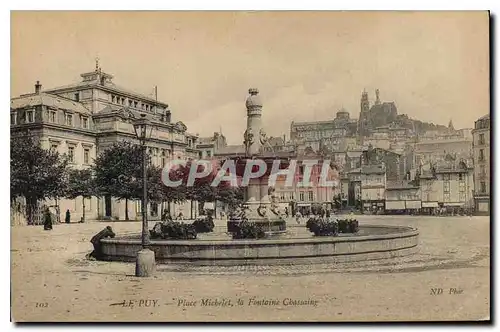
[11,92,91,114]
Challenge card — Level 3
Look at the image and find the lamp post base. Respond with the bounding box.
[135,248,156,277]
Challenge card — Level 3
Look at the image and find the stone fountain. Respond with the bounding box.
[96,88,419,266]
[226,88,288,234]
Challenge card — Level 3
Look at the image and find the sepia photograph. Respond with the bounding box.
[9,10,490,322]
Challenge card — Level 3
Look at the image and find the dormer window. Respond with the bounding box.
[65,113,73,126]
[49,110,57,123]
[111,95,115,103]
[25,110,35,123]
[134,101,138,108]
[81,116,89,129]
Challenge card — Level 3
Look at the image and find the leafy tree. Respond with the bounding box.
[65,168,95,222]
[93,141,143,220]
[217,186,244,212]
[11,134,69,225]
[93,142,186,220]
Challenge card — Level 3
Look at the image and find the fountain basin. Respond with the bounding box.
[227,218,287,234]
[99,224,419,266]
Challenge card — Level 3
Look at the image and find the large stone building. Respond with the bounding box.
[417,160,474,214]
[360,164,386,213]
[413,138,473,166]
[472,114,490,214]
[11,64,200,222]
[289,109,358,152]
[196,132,227,159]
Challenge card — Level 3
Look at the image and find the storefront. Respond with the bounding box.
[406,200,422,214]
[443,202,465,215]
[363,200,385,214]
[422,201,439,215]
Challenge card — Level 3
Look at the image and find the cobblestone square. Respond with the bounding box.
[11,215,489,322]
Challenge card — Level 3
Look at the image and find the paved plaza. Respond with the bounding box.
[11,215,490,322]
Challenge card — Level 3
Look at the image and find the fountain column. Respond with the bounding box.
[226,88,286,234]
[243,88,265,211]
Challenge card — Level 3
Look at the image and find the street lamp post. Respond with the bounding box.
[133,113,155,277]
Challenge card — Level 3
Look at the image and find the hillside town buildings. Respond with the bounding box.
[11,66,488,220]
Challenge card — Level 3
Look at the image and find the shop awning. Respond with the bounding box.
[443,202,465,207]
[406,200,422,209]
[422,202,439,208]
[297,203,311,207]
[386,201,406,210]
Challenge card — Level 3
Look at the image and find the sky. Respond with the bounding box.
[11,11,489,145]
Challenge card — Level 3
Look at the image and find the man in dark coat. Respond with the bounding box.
[43,207,53,230]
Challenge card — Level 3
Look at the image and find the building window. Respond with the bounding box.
[459,181,465,192]
[443,182,450,193]
[161,150,166,168]
[74,93,80,102]
[50,143,58,152]
[459,193,466,202]
[479,149,485,161]
[458,173,463,181]
[83,148,90,164]
[443,174,450,181]
[25,110,35,123]
[299,192,305,201]
[308,191,314,201]
[479,133,485,145]
[134,101,138,108]
[480,182,486,193]
[111,95,115,103]
[68,146,75,163]
[444,193,450,202]
[206,151,212,158]
[10,112,16,125]
[65,113,73,126]
[49,110,56,123]
[129,100,133,107]
[81,116,89,129]
[480,165,486,177]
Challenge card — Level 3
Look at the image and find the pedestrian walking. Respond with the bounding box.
[43,207,53,231]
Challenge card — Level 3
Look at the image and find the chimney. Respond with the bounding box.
[35,81,42,94]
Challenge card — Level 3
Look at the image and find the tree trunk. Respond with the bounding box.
[125,198,129,221]
[82,198,86,222]
[26,197,36,226]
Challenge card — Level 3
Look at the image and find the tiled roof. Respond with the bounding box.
[11,93,91,114]
[45,81,166,106]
